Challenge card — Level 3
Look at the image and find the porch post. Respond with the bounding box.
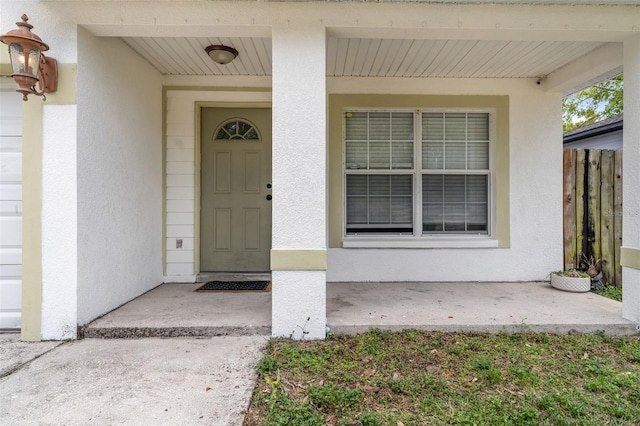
[270,22,327,339]
[621,34,640,326]
[20,66,78,341]
[40,103,78,340]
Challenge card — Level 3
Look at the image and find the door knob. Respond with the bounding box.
[266,194,272,201]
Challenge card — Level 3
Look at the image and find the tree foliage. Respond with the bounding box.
[562,74,623,132]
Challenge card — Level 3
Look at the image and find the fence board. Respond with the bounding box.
[563,148,622,286]
[600,150,615,285]
[563,149,577,270]
[575,149,586,265]
[587,150,602,267]
[614,150,623,287]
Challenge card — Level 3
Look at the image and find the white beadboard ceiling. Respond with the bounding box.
[327,39,603,78]
[122,36,604,79]
[123,37,272,76]
[263,1,638,3]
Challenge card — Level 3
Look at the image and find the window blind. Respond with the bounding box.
[346,174,413,233]
[422,112,489,170]
[422,174,488,233]
[345,112,413,170]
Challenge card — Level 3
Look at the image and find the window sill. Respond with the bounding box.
[342,237,499,249]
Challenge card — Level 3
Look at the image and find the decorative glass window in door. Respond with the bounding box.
[213,118,260,141]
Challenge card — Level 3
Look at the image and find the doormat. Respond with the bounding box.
[196,281,271,292]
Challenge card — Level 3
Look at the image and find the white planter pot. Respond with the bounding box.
[550,273,591,293]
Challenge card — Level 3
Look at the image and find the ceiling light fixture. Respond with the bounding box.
[205,45,238,65]
[0,14,58,101]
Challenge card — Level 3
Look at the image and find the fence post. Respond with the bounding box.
[614,150,623,287]
[563,149,577,270]
[600,150,615,285]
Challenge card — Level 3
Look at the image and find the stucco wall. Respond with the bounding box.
[76,28,163,325]
[622,35,640,324]
[165,77,562,283]
[326,78,564,282]
[2,2,79,63]
[41,105,77,339]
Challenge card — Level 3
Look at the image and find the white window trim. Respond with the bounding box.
[342,107,497,249]
[342,237,499,249]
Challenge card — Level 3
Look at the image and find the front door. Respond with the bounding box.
[200,107,272,271]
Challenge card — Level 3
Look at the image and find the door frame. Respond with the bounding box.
[194,102,272,274]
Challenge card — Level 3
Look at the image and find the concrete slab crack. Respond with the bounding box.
[0,341,67,379]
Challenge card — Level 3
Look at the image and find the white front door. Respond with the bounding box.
[200,107,272,271]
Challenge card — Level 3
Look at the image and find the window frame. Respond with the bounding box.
[342,107,497,247]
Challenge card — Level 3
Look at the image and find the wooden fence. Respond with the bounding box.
[563,149,623,286]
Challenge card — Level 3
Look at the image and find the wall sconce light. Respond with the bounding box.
[1,14,58,101]
[205,45,238,65]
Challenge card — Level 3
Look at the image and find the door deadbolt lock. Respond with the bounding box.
[266,183,272,189]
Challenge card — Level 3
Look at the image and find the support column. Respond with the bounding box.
[622,35,640,326]
[20,96,43,341]
[21,63,78,341]
[41,104,78,340]
[271,22,327,339]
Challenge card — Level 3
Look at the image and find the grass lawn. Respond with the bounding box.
[244,330,640,425]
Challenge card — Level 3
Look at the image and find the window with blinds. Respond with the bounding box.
[345,110,491,237]
[345,112,415,234]
[421,112,489,234]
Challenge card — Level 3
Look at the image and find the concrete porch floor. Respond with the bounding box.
[82,281,639,338]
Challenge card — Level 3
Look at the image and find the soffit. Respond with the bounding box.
[122,37,272,76]
[262,0,640,3]
[122,36,605,78]
[327,38,604,78]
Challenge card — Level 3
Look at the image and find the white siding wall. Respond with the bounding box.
[0,87,22,329]
[164,89,271,282]
[76,29,164,325]
[563,130,623,150]
[165,94,196,280]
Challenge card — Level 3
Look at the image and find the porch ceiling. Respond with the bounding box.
[122,36,605,79]
[122,37,272,76]
[268,1,639,3]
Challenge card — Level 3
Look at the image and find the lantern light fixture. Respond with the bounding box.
[205,45,238,65]
[1,14,58,101]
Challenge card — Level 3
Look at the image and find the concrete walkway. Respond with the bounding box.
[1,281,636,424]
[0,333,61,378]
[83,281,638,337]
[83,283,271,338]
[0,334,266,425]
